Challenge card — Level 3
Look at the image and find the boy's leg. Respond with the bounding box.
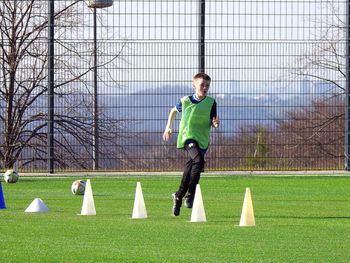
[175,158,192,200]
[173,141,205,214]
[185,142,205,208]
[173,156,192,216]
[187,153,204,194]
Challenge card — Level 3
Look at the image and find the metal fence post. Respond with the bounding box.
[92,8,99,170]
[346,0,350,170]
[48,0,55,173]
[199,0,205,72]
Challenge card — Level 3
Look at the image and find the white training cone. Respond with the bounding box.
[239,187,255,227]
[132,182,147,219]
[80,179,96,215]
[190,184,206,222]
[25,198,49,212]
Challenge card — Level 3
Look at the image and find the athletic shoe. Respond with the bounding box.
[185,194,194,208]
[172,193,182,216]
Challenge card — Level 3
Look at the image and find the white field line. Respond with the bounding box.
[15,170,350,178]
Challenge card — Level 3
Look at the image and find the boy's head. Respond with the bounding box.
[192,73,211,99]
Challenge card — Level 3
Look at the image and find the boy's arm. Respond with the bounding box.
[163,107,178,141]
[211,101,220,128]
[212,116,220,128]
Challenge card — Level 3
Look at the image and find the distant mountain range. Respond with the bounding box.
[1,79,336,136]
[101,79,336,133]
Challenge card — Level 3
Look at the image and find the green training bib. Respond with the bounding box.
[177,96,214,149]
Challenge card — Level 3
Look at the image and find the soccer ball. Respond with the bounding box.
[3,169,19,183]
[71,180,86,195]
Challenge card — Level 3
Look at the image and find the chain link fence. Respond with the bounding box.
[0,0,346,172]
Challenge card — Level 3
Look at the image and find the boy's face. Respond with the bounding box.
[192,77,210,99]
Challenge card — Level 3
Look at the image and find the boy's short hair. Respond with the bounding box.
[193,72,211,82]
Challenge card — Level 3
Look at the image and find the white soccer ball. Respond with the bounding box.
[3,169,19,183]
[71,180,86,195]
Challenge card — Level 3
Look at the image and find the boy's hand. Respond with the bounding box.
[163,128,172,141]
[212,116,220,128]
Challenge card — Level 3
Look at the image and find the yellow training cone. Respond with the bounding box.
[190,184,206,222]
[239,187,255,227]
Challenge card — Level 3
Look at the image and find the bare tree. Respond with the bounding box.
[293,6,345,92]
[272,1,346,168]
[288,1,345,118]
[274,98,344,169]
[0,1,130,170]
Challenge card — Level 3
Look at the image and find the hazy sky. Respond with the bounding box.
[69,1,346,96]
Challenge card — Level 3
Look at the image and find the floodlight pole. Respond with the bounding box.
[48,0,55,173]
[88,1,113,170]
[345,0,350,170]
[199,0,205,72]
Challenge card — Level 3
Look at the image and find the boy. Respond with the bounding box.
[163,72,219,216]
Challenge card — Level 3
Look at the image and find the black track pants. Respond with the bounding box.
[176,141,205,200]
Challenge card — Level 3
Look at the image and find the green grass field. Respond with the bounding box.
[0,175,350,263]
